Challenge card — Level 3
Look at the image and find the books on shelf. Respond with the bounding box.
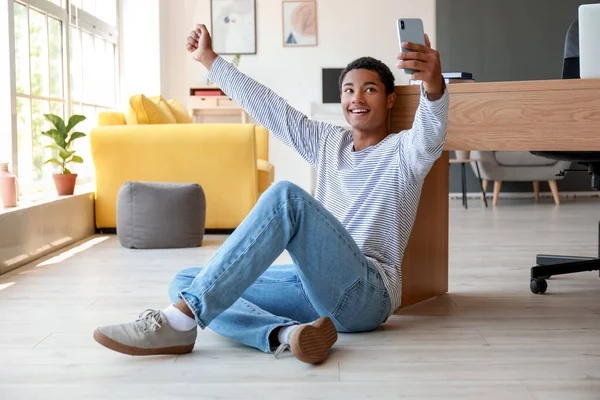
[409,72,474,86]
[189,87,224,96]
[409,78,475,85]
[442,72,472,79]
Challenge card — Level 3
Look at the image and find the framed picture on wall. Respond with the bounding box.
[282,0,318,47]
[211,0,257,54]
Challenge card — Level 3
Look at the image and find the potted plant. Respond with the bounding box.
[41,113,87,196]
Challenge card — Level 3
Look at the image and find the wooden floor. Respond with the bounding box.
[1,197,600,399]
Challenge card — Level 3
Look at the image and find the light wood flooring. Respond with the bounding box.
[1,197,599,399]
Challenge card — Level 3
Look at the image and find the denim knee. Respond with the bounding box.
[266,180,307,200]
[168,266,203,303]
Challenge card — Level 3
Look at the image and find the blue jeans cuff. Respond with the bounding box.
[178,291,207,329]
[265,321,298,353]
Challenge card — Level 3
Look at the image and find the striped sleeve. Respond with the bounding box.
[398,84,450,184]
[208,56,333,168]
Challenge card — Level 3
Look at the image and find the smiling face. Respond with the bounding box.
[341,69,396,132]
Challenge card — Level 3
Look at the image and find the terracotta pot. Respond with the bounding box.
[53,173,77,196]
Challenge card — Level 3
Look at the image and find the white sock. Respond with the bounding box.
[278,324,300,345]
[163,305,197,331]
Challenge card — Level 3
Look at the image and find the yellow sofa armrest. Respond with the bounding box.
[255,126,269,162]
[257,159,274,195]
[98,112,126,126]
[90,123,259,229]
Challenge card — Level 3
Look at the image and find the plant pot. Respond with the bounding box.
[455,150,471,161]
[53,173,77,196]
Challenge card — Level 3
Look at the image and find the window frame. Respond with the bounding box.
[6,0,119,193]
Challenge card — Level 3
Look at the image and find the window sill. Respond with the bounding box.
[0,182,95,215]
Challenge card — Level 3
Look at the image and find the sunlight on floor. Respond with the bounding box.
[0,282,15,292]
[36,236,110,267]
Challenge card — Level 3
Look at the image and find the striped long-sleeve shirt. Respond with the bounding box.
[208,56,449,313]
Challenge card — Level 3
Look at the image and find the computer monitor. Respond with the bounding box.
[322,68,343,103]
[579,4,600,79]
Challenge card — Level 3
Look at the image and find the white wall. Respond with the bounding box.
[119,0,162,107]
[158,0,436,191]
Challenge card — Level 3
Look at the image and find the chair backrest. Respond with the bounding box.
[562,20,580,79]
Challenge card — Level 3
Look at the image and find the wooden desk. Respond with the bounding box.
[392,78,600,309]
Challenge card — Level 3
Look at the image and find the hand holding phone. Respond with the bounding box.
[396,18,444,99]
[397,18,426,74]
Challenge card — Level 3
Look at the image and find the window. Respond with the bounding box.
[8,0,118,193]
[14,3,65,187]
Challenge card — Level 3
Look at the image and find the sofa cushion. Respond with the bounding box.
[126,95,177,125]
[116,181,206,249]
[494,151,556,167]
[166,99,193,123]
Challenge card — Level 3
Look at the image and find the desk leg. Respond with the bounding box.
[462,163,468,209]
[474,162,488,207]
[398,151,449,310]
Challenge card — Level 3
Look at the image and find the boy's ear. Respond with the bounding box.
[387,92,397,108]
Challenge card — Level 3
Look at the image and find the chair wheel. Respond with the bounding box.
[530,278,548,294]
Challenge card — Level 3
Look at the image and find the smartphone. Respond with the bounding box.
[397,18,425,74]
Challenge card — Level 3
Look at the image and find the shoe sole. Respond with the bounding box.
[93,329,194,356]
[289,317,338,364]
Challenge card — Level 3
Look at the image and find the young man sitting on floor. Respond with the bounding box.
[93,23,449,364]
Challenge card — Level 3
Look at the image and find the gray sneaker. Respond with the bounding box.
[93,309,197,356]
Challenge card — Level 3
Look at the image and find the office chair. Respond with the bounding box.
[528,19,600,294]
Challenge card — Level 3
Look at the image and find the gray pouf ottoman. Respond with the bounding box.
[116,181,206,249]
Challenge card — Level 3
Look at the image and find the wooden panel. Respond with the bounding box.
[392,78,600,151]
[389,88,420,131]
[393,78,600,95]
[399,153,449,309]
[389,87,449,309]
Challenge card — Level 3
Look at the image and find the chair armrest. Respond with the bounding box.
[471,151,498,165]
[255,126,269,161]
[257,159,274,195]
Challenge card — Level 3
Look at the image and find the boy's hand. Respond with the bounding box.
[397,33,445,100]
[187,24,218,69]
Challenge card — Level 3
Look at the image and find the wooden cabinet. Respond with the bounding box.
[188,87,248,123]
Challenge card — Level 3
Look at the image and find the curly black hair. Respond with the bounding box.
[338,56,395,95]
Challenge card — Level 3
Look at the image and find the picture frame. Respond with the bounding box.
[282,0,318,47]
[210,0,257,54]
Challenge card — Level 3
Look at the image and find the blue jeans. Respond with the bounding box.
[168,181,391,353]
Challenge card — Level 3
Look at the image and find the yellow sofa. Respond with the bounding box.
[90,113,274,230]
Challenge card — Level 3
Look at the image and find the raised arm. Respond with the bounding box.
[398,86,449,183]
[186,24,334,168]
[396,33,449,183]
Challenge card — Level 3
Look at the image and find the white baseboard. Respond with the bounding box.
[450,191,600,200]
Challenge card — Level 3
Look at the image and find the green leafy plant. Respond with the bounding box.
[41,114,87,175]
